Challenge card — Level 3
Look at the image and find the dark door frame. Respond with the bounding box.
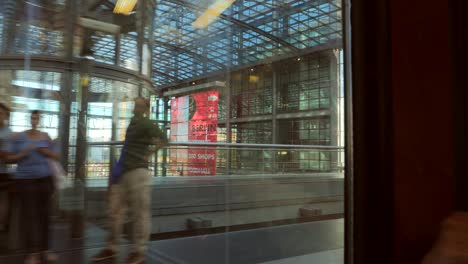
[452,0,468,211]
[346,0,394,263]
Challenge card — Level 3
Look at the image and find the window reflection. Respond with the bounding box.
[0,0,346,263]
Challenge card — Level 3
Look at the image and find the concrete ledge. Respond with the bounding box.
[82,174,344,233]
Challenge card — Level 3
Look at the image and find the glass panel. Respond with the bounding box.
[91,31,116,65]
[0,0,347,263]
[0,1,66,56]
[0,70,62,138]
[120,33,139,70]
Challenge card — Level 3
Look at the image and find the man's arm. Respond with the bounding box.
[146,122,168,159]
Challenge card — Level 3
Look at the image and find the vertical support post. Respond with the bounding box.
[59,72,72,173]
[235,0,244,64]
[224,5,237,175]
[136,0,147,96]
[148,0,156,79]
[152,97,159,177]
[226,80,232,175]
[58,0,77,175]
[114,33,121,66]
[225,20,233,175]
[329,49,340,171]
[162,98,169,176]
[113,30,121,173]
[110,100,119,180]
[272,68,279,172]
[72,57,92,239]
[136,0,144,72]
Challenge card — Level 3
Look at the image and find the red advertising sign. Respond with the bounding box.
[169,91,218,176]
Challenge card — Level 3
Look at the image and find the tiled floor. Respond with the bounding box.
[260,249,344,264]
[0,219,344,264]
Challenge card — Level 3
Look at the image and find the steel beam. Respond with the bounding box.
[163,81,226,97]
[165,0,300,53]
[153,40,226,70]
[153,69,180,83]
[157,40,341,89]
[88,140,344,150]
[87,0,110,11]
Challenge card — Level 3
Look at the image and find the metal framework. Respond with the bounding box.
[151,0,342,87]
[0,0,341,88]
[0,0,344,175]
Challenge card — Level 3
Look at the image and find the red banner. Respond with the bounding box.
[169,91,218,176]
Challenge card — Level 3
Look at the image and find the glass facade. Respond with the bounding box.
[0,0,347,263]
[0,0,66,56]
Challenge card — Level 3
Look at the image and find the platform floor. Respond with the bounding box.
[0,219,343,264]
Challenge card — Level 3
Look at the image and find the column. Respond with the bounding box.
[162,98,169,176]
[72,57,93,239]
[329,49,340,171]
[272,68,279,172]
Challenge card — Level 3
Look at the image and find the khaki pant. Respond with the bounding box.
[107,168,151,254]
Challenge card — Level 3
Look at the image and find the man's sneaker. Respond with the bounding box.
[125,252,145,264]
[92,249,117,262]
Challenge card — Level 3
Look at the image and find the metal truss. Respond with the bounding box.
[0,0,342,88]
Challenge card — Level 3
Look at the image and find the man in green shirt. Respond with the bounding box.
[121,100,166,173]
[93,98,166,264]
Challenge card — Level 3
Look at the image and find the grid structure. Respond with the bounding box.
[283,118,331,145]
[91,32,116,65]
[0,0,65,56]
[230,68,273,118]
[0,0,342,89]
[278,54,331,113]
[233,122,272,144]
[0,1,344,177]
[151,0,342,87]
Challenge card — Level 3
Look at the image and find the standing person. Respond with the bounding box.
[0,103,12,231]
[5,110,59,264]
[93,98,167,264]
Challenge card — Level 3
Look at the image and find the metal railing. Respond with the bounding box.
[68,141,344,180]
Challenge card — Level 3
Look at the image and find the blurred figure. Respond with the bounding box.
[422,212,468,264]
[5,110,59,264]
[0,103,12,231]
[93,98,167,264]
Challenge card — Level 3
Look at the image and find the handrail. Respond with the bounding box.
[84,141,344,150]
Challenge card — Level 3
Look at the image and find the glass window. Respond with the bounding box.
[0,70,62,139]
[120,33,139,70]
[0,0,347,263]
[91,31,116,65]
[0,1,65,56]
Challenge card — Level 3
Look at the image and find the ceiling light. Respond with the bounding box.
[192,0,236,29]
[249,75,259,83]
[114,0,138,15]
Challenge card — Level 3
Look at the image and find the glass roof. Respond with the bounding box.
[150,0,342,87]
[0,0,342,89]
[94,0,342,88]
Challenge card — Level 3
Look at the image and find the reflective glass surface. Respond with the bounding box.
[0,1,346,263]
